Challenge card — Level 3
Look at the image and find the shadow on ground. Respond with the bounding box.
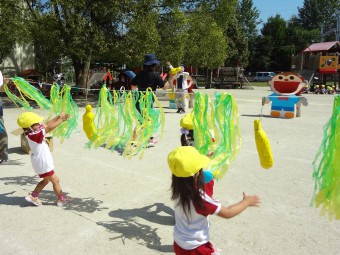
[8,147,27,155]
[0,175,108,213]
[241,114,272,118]
[98,203,174,253]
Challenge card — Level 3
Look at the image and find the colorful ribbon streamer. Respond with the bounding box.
[312,95,340,220]
[193,92,241,180]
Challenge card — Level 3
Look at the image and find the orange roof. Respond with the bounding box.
[303,41,340,53]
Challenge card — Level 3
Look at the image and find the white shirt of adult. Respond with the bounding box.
[0,71,3,87]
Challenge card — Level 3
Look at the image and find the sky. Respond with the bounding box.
[253,0,304,27]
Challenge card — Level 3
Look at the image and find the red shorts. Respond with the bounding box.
[174,241,216,255]
[39,170,55,178]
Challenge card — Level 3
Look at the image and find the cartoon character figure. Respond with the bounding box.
[264,72,308,118]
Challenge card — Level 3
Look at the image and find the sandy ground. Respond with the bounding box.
[0,87,339,255]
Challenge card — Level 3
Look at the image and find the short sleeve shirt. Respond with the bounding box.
[173,180,221,250]
[132,70,165,91]
[25,125,54,174]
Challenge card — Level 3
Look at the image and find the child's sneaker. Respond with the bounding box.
[148,138,158,146]
[57,196,72,207]
[25,194,42,206]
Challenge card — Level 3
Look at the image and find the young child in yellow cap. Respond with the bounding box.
[17,112,70,206]
[180,112,195,146]
[168,146,260,254]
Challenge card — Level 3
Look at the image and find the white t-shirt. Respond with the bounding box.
[0,71,3,87]
[176,72,190,90]
[25,126,54,175]
[173,181,221,250]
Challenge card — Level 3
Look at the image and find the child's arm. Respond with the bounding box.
[44,113,69,133]
[217,192,260,219]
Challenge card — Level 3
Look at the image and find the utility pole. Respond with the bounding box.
[320,10,340,41]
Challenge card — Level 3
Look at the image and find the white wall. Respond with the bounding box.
[0,43,35,76]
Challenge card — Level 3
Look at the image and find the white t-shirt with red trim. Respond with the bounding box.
[25,126,54,175]
[173,180,221,250]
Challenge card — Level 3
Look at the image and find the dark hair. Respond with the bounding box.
[180,130,194,146]
[143,64,156,72]
[171,169,205,219]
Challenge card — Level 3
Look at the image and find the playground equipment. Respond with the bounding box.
[291,41,340,92]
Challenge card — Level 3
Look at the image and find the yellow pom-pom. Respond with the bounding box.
[83,105,96,140]
[254,119,273,169]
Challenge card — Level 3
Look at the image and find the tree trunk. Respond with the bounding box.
[73,53,92,88]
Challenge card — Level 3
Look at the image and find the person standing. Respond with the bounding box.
[17,112,71,206]
[167,64,193,114]
[0,71,8,164]
[131,54,167,145]
[168,146,260,254]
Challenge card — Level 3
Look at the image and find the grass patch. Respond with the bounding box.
[248,82,269,87]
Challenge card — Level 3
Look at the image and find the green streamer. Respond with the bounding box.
[49,84,79,142]
[4,77,51,110]
[193,92,241,180]
[311,95,340,220]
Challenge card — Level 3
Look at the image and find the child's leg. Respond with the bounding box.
[45,174,71,206]
[32,178,50,196]
[45,174,63,198]
[25,178,49,206]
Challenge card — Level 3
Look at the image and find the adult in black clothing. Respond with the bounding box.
[132,54,165,92]
[131,54,168,145]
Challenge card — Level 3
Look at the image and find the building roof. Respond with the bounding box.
[303,41,340,53]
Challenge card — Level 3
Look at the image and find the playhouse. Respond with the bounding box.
[291,41,340,92]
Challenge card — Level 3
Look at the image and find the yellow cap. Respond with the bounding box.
[168,146,210,177]
[17,112,44,128]
[180,113,194,130]
[322,84,325,87]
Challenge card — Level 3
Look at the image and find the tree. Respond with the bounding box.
[27,0,128,87]
[257,15,289,71]
[157,8,188,66]
[237,0,261,69]
[298,0,340,39]
[209,0,249,67]
[114,0,162,68]
[0,1,29,63]
[184,12,227,68]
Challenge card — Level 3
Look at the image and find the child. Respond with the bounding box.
[168,146,260,254]
[17,112,70,206]
[180,113,195,146]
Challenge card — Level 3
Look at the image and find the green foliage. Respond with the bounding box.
[237,0,260,67]
[2,0,265,85]
[0,0,29,62]
[157,8,188,66]
[184,12,227,68]
[298,0,340,32]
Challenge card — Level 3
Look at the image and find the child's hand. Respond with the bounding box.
[206,151,214,158]
[243,192,261,207]
[58,113,70,121]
